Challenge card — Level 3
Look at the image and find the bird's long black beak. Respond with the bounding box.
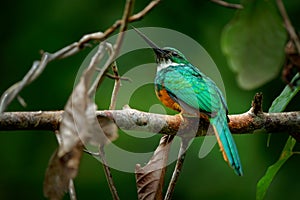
[132,26,166,58]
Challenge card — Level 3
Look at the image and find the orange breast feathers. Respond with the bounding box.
[156,88,182,112]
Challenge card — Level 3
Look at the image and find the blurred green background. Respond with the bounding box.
[1,0,300,199]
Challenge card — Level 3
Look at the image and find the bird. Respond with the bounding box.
[133,27,243,176]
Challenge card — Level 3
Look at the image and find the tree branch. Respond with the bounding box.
[210,0,243,9]
[1,107,299,136]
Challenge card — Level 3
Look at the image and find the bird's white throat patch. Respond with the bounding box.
[157,59,183,71]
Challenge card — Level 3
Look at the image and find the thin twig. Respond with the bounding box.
[129,0,160,21]
[276,0,300,54]
[164,139,189,200]
[79,0,159,45]
[89,0,134,96]
[109,61,121,110]
[114,0,135,57]
[251,92,263,115]
[68,179,77,200]
[210,0,243,9]
[99,146,120,200]
[105,73,132,82]
[17,95,27,108]
[98,1,135,199]
[102,43,122,110]
[80,148,120,200]
[83,149,100,156]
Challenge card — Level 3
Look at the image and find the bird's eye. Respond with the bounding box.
[171,51,179,57]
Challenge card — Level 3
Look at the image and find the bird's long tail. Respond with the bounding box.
[210,112,243,176]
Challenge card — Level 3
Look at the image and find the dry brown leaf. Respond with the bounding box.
[44,44,118,199]
[44,142,83,200]
[135,135,174,200]
[43,70,88,200]
[58,45,118,157]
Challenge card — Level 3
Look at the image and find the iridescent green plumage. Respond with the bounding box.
[155,61,226,116]
[134,28,243,175]
[155,48,243,176]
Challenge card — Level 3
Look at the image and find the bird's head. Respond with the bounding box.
[154,47,188,65]
[132,27,189,68]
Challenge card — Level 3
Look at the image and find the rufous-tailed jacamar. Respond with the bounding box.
[133,28,243,176]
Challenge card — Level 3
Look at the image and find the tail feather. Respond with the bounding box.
[210,113,243,176]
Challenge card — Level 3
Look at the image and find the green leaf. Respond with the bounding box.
[221,0,287,90]
[256,137,296,200]
[269,73,300,113]
[256,74,299,200]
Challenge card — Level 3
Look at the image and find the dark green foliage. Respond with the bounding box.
[1,0,300,199]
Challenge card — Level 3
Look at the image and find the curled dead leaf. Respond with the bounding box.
[44,142,83,200]
[44,43,118,200]
[135,135,174,200]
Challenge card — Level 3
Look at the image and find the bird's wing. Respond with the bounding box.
[162,65,225,114]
